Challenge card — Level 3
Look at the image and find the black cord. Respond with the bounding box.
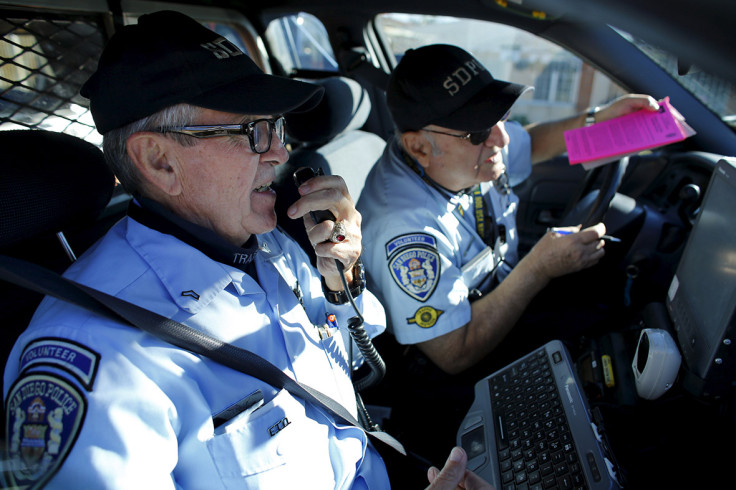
[335,261,363,324]
[335,260,386,392]
[333,259,387,434]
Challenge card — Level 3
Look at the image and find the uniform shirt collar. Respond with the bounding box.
[126,197,268,313]
[128,197,265,275]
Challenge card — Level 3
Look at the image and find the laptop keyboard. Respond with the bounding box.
[490,349,587,490]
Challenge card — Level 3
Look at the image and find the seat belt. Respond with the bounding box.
[0,254,405,456]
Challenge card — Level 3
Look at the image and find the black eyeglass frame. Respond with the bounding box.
[155,116,285,154]
[421,110,510,146]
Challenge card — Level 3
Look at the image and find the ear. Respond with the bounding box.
[126,133,182,197]
[401,131,432,169]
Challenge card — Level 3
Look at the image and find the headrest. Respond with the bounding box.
[286,76,371,145]
[0,130,116,248]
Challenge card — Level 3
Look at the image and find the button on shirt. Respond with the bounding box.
[2,217,388,489]
[357,125,530,346]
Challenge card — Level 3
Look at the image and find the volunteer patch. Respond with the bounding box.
[5,372,86,488]
[407,306,444,328]
[387,234,440,302]
[385,233,437,257]
[20,338,100,391]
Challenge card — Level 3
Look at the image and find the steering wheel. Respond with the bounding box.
[559,156,629,228]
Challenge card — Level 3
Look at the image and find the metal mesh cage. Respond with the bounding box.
[1,11,106,145]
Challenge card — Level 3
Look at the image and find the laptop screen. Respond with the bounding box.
[667,157,736,396]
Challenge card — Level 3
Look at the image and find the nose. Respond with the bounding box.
[263,133,289,166]
[484,122,509,149]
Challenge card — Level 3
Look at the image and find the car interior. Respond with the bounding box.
[2,0,735,488]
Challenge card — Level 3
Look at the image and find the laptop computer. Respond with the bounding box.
[456,340,622,490]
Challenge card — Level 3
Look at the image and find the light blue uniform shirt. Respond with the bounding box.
[3,216,388,489]
[357,124,530,345]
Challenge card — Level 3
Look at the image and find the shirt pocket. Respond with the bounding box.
[205,389,334,488]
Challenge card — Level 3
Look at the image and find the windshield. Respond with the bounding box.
[617,29,736,121]
[376,14,736,128]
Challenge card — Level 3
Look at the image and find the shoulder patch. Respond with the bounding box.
[407,306,444,328]
[5,372,87,488]
[20,338,100,391]
[386,234,441,302]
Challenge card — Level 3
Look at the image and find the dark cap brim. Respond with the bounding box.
[431,80,531,132]
[189,74,324,116]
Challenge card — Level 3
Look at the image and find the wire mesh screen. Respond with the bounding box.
[1,11,106,145]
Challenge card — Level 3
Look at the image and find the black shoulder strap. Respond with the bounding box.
[0,254,405,456]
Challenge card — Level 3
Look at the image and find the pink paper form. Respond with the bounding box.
[564,97,695,168]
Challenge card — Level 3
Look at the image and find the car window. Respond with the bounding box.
[1,13,105,144]
[1,9,265,145]
[265,12,338,74]
[375,14,626,126]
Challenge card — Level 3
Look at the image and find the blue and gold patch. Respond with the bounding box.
[5,372,86,488]
[386,233,441,302]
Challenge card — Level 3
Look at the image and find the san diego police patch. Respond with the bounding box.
[5,372,86,488]
[387,233,440,302]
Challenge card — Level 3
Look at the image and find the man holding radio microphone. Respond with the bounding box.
[3,12,486,489]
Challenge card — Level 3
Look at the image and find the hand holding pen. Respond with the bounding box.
[527,224,607,279]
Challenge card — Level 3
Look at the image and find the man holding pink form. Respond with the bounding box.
[357,44,658,462]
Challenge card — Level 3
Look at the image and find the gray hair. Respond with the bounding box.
[102,103,203,197]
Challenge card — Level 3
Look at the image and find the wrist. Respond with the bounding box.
[322,257,366,304]
[322,275,345,292]
[585,106,600,127]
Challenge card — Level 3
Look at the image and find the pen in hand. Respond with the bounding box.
[550,228,621,243]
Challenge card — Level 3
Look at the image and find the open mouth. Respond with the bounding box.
[254,183,272,192]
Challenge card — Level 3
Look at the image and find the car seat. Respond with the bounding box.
[274,76,386,263]
[0,129,117,442]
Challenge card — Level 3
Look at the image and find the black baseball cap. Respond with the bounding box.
[81,10,324,134]
[387,44,531,132]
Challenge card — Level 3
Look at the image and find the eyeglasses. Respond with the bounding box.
[155,116,285,154]
[422,110,510,145]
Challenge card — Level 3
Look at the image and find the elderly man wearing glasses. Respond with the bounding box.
[357,44,658,462]
[3,11,491,490]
